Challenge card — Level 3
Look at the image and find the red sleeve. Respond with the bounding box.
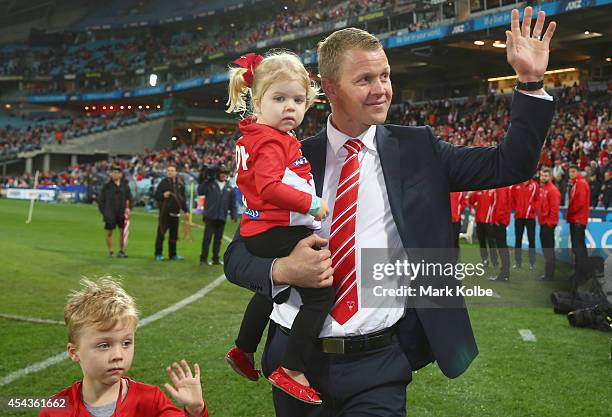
[539,191,549,219]
[460,193,467,212]
[571,182,589,215]
[510,186,517,211]
[502,189,510,219]
[532,184,540,207]
[469,193,476,209]
[252,137,312,214]
[580,181,591,209]
[550,188,561,224]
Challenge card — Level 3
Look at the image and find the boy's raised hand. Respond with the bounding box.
[164,360,205,417]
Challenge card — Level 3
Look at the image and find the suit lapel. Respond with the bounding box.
[375,125,408,246]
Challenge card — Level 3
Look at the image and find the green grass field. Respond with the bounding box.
[0,199,610,416]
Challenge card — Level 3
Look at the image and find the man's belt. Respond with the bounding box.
[277,325,396,354]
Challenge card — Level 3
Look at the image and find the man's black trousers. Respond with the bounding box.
[262,321,412,417]
[489,224,510,274]
[569,222,588,281]
[540,225,556,280]
[514,217,536,267]
[155,214,179,258]
[200,218,226,263]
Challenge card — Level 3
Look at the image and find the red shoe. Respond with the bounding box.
[226,346,260,381]
[268,367,322,405]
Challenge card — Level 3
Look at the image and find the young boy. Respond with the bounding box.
[39,277,208,417]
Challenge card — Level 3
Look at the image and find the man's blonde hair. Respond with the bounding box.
[317,27,382,83]
[64,277,139,344]
[226,51,319,114]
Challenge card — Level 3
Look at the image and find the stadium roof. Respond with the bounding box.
[386,4,611,91]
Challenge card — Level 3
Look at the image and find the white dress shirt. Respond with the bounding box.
[270,117,405,336]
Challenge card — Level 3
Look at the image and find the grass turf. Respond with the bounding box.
[0,199,610,416]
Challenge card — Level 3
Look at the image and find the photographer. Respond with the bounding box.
[198,165,237,265]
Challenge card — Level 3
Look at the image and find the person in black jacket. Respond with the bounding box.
[97,165,132,258]
[199,165,237,265]
[154,163,188,261]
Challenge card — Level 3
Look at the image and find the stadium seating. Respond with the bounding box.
[0,110,168,161]
[3,83,610,208]
[0,0,448,95]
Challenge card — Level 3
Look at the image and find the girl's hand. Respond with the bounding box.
[314,198,329,221]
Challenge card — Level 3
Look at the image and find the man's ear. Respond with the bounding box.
[67,343,80,363]
[321,79,336,102]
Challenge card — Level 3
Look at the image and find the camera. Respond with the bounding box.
[567,303,612,331]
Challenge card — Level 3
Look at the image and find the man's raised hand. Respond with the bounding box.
[506,7,556,83]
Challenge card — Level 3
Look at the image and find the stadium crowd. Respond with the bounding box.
[0,110,163,161]
[0,0,444,94]
[1,131,235,206]
[2,84,610,208]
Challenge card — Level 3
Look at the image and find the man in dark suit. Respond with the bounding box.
[154,163,188,261]
[198,165,237,265]
[98,164,132,258]
[225,8,556,416]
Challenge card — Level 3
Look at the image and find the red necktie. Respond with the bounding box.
[330,139,363,325]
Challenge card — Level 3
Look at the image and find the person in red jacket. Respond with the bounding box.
[225,52,329,404]
[490,187,511,281]
[39,278,208,417]
[450,191,467,249]
[538,167,561,280]
[510,178,539,270]
[469,190,497,268]
[566,164,591,282]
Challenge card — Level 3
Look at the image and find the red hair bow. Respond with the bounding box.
[232,53,264,87]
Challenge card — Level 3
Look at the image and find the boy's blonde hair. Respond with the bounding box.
[226,51,319,114]
[317,27,382,83]
[64,277,139,344]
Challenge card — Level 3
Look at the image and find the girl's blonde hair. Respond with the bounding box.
[226,51,319,114]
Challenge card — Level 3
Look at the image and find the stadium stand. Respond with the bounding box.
[0,0,452,95]
[0,110,168,161]
[3,83,609,208]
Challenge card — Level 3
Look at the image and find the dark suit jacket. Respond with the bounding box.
[198,180,237,222]
[224,92,555,378]
[155,177,188,215]
[98,179,132,222]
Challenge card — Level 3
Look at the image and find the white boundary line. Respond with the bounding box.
[0,274,227,387]
[0,314,64,326]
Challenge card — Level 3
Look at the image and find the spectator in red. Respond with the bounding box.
[566,164,590,282]
[510,178,539,270]
[469,190,495,269]
[537,167,561,281]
